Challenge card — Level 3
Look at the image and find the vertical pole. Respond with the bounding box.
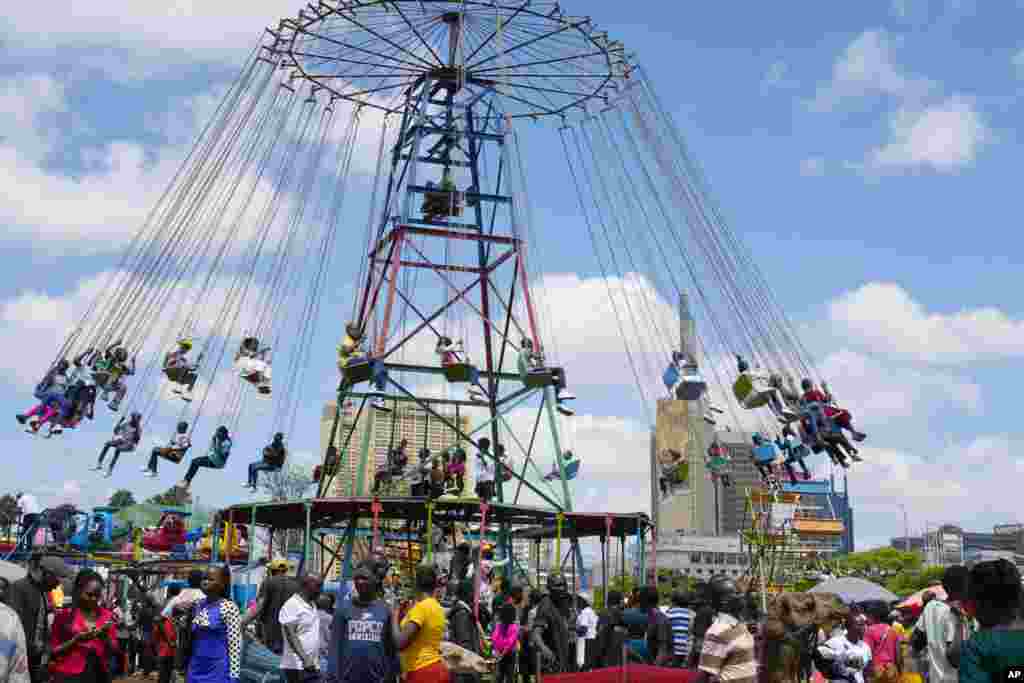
[403,79,432,221]
[341,517,357,581]
[354,402,376,496]
[637,525,645,584]
[249,506,256,567]
[425,502,434,564]
[304,503,312,572]
[212,515,220,564]
[375,230,404,356]
[473,502,489,620]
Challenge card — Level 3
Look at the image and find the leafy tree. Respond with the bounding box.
[260,464,314,501]
[0,494,21,536]
[146,488,183,506]
[108,490,136,508]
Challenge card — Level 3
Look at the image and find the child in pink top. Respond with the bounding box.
[492,603,520,683]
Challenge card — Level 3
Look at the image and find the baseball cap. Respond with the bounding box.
[268,558,290,572]
[39,556,72,578]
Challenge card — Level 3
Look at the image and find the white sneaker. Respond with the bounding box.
[180,391,193,403]
[104,469,113,479]
[703,413,717,425]
[141,466,151,473]
[557,389,576,402]
[144,470,157,478]
[372,397,391,412]
[49,424,63,436]
[170,385,182,395]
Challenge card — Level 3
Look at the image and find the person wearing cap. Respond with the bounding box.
[242,559,297,655]
[8,554,71,683]
[329,562,399,683]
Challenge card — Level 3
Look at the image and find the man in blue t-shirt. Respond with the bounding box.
[328,562,399,683]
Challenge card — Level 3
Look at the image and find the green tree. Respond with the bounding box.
[0,494,21,536]
[259,464,313,556]
[108,490,136,508]
[146,487,183,506]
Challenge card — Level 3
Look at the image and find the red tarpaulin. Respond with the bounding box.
[543,667,701,683]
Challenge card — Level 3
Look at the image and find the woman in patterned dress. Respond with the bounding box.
[187,565,241,683]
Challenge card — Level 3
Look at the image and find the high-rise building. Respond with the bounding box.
[716,431,760,536]
[320,401,472,497]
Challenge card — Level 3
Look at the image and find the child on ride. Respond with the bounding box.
[163,339,201,401]
[18,359,72,434]
[246,432,286,490]
[143,421,191,477]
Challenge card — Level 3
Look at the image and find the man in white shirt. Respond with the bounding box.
[575,593,598,671]
[911,565,969,683]
[474,439,496,502]
[817,613,872,683]
[280,574,324,683]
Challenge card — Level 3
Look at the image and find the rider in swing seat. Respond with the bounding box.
[163,338,201,402]
[706,442,732,487]
[662,355,681,399]
[143,421,191,477]
[751,432,780,482]
[19,359,79,436]
[438,336,487,404]
[180,425,232,490]
[88,340,125,389]
[519,337,575,414]
[543,450,581,482]
[734,356,796,423]
[372,438,408,494]
[446,447,466,494]
[235,337,272,395]
[337,323,366,369]
[776,426,812,484]
[99,346,134,411]
[421,170,459,222]
[247,432,286,490]
[93,412,143,478]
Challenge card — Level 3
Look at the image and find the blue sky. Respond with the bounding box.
[1,0,1023,552]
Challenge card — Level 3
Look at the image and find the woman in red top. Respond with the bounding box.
[50,570,119,683]
[152,612,177,683]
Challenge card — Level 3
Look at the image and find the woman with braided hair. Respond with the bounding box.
[958,559,1024,682]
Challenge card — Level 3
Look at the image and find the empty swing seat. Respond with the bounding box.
[343,358,376,385]
[675,369,707,401]
[443,363,479,384]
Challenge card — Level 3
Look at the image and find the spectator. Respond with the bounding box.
[575,593,598,671]
[0,599,29,683]
[394,564,448,683]
[0,578,10,606]
[185,565,241,683]
[8,554,72,683]
[594,590,628,669]
[639,585,671,667]
[864,602,901,679]
[817,610,872,683]
[162,571,205,617]
[911,565,969,683]
[242,559,296,654]
[152,604,177,683]
[279,574,324,683]
[449,579,481,683]
[137,595,158,677]
[665,591,694,667]
[696,576,757,683]
[328,562,399,683]
[114,598,139,675]
[492,603,519,683]
[688,581,715,669]
[959,559,1024,681]
[316,593,334,673]
[49,570,119,683]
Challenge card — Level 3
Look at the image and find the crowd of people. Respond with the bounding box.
[2,552,1024,683]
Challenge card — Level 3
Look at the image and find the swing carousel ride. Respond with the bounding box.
[17,0,868,586]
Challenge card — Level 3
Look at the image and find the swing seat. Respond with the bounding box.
[164,366,196,385]
[443,363,478,384]
[708,455,729,471]
[752,443,779,465]
[91,370,111,389]
[342,358,375,385]
[675,371,707,401]
[157,447,189,464]
[422,191,463,218]
[783,443,810,465]
[522,367,557,389]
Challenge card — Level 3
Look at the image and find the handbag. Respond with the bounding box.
[910,626,927,654]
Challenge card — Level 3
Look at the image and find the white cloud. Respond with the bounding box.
[0,2,282,55]
[809,30,933,112]
[867,96,990,172]
[799,157,826,176]
[845,436,1024,546]
[827,282,1024,364]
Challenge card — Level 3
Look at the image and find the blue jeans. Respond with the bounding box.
[248,461,280,487]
